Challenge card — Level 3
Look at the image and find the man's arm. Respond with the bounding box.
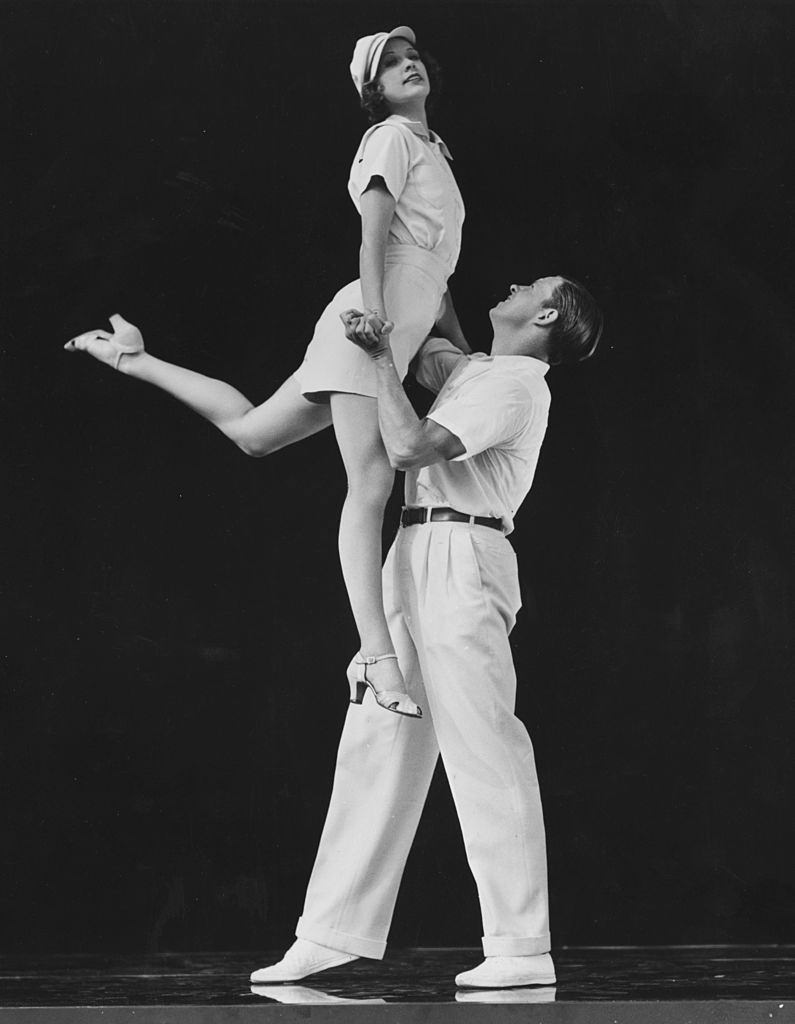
[411,334,468,395]
[433,289,471,354]
[341,312,465,470]
[371,349,466,469]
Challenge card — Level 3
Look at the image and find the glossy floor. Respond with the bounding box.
[1,946,793,1021]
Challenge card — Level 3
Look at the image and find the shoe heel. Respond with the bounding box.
[347,659,367,705]
[348,678,367,705]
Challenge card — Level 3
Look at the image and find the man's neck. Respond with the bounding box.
[489,330,550,362]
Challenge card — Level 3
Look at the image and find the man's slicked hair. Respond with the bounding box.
[543,278,604,365]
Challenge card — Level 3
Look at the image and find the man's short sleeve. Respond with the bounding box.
[413,335,466,394]
[427,377,530,461]
[349,124,411,203]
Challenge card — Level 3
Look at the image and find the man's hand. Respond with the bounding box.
[340,308,394,358]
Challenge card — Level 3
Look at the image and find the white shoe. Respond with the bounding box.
[455,953,556,988]
[64,314,144,370]
[250,939,358,984]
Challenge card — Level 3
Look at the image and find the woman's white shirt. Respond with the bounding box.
[348,114,465,274]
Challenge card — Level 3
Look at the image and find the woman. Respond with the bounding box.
[64,26,469,719]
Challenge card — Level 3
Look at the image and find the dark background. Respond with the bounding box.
[1,0,793,954]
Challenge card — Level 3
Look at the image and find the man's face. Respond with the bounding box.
[487,278,561,358]
[490,278,561,327]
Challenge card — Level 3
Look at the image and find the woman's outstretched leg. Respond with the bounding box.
[330,392,421,718]
[64,315,331,454]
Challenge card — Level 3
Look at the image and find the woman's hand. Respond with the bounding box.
[341,308,394,358]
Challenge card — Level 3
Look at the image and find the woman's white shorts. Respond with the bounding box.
[293,244,451,402]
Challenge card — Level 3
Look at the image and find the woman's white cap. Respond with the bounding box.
[349,26,416,96]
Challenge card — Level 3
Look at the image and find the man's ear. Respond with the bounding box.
[534,307,559,326]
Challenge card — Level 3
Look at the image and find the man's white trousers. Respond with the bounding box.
[295,522,551,958]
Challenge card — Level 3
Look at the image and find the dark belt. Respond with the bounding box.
[400,506,503,532]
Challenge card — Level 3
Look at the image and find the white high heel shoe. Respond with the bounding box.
[64,313,144,369]
[347,652,422,719]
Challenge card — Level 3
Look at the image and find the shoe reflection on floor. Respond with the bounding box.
[456,985,557,1003]
[250,982,555,1005]
[249,984,386,1004]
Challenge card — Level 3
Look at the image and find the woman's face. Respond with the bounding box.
[375,37,429,110]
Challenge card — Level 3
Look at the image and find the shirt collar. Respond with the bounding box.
[385,114,453,160]
[442,352,547,399]
[469,352,550,376]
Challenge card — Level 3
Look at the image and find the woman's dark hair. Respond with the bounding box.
[360,51,442,123]
[543,278,604,365]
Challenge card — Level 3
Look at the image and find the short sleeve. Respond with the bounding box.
[348,124,411,205]
[427,378,530,461]
[413,335,466,395]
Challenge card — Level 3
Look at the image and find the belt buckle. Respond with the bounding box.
[401,506,422,528]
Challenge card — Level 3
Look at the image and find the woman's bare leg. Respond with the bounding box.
[66,320,415,708]
[331,392,418,711]
[128,355,332,455]
[65,317,331,454]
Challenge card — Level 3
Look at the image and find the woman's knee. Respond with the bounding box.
[344,465,394,507]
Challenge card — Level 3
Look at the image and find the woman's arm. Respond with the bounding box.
[434,289,472,354]
[358,178,396,333]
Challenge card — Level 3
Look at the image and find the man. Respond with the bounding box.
[251,275,603,988]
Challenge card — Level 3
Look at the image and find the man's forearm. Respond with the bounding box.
[370,351,428,468]
[340,310,466,468]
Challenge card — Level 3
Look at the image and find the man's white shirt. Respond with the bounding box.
[407,336,551,535]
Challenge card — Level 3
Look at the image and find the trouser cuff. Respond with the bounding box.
[296,916,386,960]
[482,933,551,957]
